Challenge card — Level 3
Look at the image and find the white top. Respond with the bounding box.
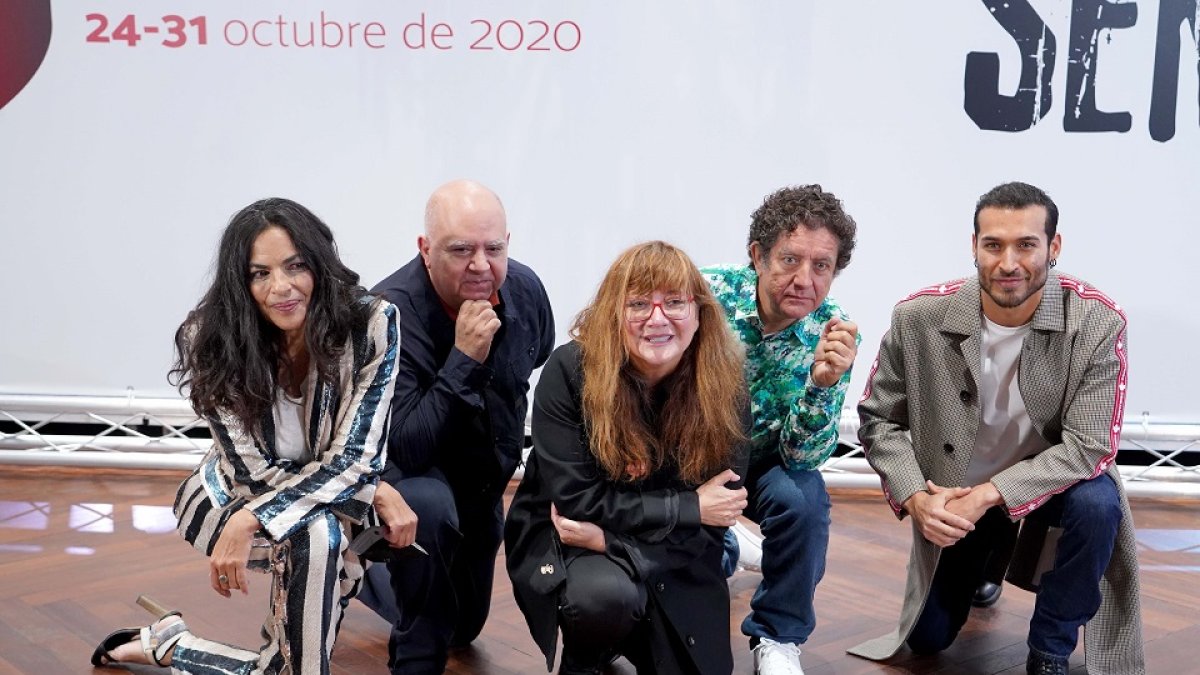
[272,390,310,463]
[964,316,1050,487]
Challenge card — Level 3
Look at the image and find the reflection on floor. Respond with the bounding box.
[0,467,1196,674]
[8,497,1198,572]
[1136,528,1200,572]
[0,498,174,555]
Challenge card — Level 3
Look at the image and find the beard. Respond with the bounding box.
[979,259,1050,309]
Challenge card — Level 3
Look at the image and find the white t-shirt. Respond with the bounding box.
[963,316,1050,486]
[273,390,310,463]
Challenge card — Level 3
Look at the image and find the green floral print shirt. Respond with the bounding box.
[702,263,858,470]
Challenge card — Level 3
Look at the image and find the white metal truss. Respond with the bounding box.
[818,412,1200,498]
[0,393,208,469]
[2,393,1197,497]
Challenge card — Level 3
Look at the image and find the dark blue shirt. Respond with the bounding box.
[372,255,555,494]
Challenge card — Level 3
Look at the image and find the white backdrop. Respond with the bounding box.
[1,1,1197,420]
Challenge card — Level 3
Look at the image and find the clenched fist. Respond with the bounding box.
[811,318,858,388]
[455,299,501,363]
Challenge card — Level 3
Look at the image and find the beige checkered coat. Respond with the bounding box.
[848,272,1144,674]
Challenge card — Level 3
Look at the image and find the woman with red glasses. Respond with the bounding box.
[505,240,751,674]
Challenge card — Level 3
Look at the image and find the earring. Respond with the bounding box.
[1049,259,1057,268]
[973,260,979,268]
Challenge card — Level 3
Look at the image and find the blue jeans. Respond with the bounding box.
[907,473,1122,660]
[721,528,740,578]
[724,461,832,645]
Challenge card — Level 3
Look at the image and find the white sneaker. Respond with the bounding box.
[731,520,763,573]
[753,637,805,675]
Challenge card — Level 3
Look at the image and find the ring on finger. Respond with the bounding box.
[218,574,229,585]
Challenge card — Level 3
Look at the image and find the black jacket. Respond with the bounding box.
[372,255,554,492]
[504,341,750,674]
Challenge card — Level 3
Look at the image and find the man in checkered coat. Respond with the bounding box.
[848,182,1144,675]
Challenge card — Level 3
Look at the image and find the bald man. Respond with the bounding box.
[358,180,555,674]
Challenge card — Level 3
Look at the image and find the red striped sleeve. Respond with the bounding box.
[858,278,967,404]
[1006,276,1128,518]
[860,279,969,513]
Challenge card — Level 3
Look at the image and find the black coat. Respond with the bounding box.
[504,342,750,674]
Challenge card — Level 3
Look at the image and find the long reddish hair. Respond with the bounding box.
[571,241,745,485]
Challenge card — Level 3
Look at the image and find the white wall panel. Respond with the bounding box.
[1,1,1196,418]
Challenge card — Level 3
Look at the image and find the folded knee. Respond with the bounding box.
[300,511,342,547]
[1061,476,1122,528]
[397,480,460,537]
[559,574,643,635]
[757,477,830,525]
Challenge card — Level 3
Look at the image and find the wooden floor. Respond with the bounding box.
[0,466,1196,674]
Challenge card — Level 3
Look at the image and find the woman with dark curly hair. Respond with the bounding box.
[91,197,402,674]
[505,241,751,674]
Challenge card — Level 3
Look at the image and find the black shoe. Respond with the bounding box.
[1026,651,1069,675]
[971,581,1003,608]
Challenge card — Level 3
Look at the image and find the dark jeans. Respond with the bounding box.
[982,515,1019,586]
[356,466,504,675]
[727,460,832,645]
[907,474,1122,660]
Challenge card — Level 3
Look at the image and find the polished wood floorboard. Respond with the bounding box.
[0,466,1196,674]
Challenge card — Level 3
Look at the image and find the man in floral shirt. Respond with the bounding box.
[702,184,859,675]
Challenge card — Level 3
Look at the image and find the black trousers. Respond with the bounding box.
[357,466,504,674]
[557,552,653,675]
[983,515,1019,585]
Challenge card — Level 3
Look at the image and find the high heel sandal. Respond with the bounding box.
[91,595,190,667]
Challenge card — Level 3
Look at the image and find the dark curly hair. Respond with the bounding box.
[973,181,1059,239]
[747,185,857,273]
[169,198,372,432]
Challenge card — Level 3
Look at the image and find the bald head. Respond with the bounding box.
[418,180,511,308]
[424,179,507,238]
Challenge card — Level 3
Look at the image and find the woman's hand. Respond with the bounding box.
[551,503,605,552]
[210,508,260,597]
[373,480,418,548]
[697,469,748,527]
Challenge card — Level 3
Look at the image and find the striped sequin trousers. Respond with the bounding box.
[171,471,368,674]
